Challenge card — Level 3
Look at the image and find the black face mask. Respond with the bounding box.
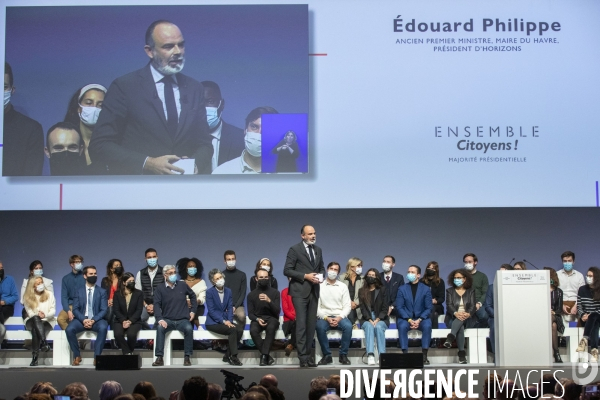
[426,269,436,276]
[365,276,377,285]
[48,151,85,176]
[86,275,97,284]
[257,279,270,289]
[113,267,124,275]
[125,281,135,290]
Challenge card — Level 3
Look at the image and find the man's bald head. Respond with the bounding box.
[259,374,278,388]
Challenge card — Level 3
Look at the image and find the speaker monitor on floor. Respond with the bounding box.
[95,354,142,370]
[379,353,423,369]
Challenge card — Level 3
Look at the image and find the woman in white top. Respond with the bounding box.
[20,260,54,307]
[23,276,56,366]
[177,257,207,328]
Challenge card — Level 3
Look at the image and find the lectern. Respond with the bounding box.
[494,270,552,366]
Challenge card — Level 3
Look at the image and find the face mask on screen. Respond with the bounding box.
[245,131,261,157]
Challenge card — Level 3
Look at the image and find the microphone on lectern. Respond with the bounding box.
[508,258,515,265]
[523,259,540,270]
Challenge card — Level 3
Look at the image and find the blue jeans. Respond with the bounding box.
[155,318,193,357]
[397,317,432,350]
[488,317,495,353]
[66,318,108,357]
[474,306,489,328]
[315,317,353,356]
[362,313,387,355]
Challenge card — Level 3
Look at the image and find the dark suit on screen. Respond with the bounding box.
[66,285,108,357]
[283,241,325,362]
[89,64,213,175]
[2,104,44,176]
[217,121,244,166]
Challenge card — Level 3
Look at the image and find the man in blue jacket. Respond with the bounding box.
[0,261,18,343]
[396,265,433,365]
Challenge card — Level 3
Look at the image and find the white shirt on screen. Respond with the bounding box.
[212,151,258,174]
[211,122,223,172]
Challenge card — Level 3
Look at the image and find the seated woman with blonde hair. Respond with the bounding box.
[23,276,56,366]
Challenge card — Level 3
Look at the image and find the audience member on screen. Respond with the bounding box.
[212,106,279,174]
[444,268,476,364]
[484,263,513,356]
[271,130,300,173]
[152,264,196,367]
[545,267,565,363]
[205,268,243,366]
[65,265,108,366]
[284,224,325,368]
[463,253,489,328]
[248,268,281,366]
[44,122,86,176]
[113,272,143,355]
[222,250,247,340]
[422,261,445,331]
[89,20,213,175]
[101,258,125,327]
[281,276,297,356]
[23,276,55,366]
[359,268,389,365]
[177,257,207,327]
[396,265,433,365]
[21,260,54,307]
[2,62,44,176]
[576,266,600,361]
[250,258,279,291]
[63,83,107,173]
[340,257,364,326]
[57,255,86,330]
[135,248,164,327]
[380,255,405,319]
[200,80,245,171]
[558,250,585,323]
[315,261,352,366]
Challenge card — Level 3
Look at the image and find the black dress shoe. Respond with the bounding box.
[318,355,333,365]
[260,354,268,366]
[184,356,192,366]
[222,354,229,363]
[339,354,351,365]
[267,355,275,365]
[152,356,164,367]
[300,360,308,368]
[306,358,318,367]
[30,352,38,367]
[228,355,243,366]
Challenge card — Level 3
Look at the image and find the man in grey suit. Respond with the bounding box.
[283,225,325,367]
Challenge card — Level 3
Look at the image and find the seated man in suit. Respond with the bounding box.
[396,265,433,365]
[315,262,352,365]
[381,255,404,316]
[65,265,108,366]
[248,268,281,366]
[200,81,245,171]
[89,20,212,175]
[152,264,196,367]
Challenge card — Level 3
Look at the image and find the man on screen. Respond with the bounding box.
[89,20,212,175]
[212,106,278,174]
[200,81,245,171]
[3,62,44,176]
[44,122,86,176]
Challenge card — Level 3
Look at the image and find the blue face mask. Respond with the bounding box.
[168,274,177,283]
[563,262,573,272]
[33,269,43,277]
[406,273,417,283]
[454,278,464,287]
[187,267,197,276]
[206,102,221,129]
[147,258,158,268]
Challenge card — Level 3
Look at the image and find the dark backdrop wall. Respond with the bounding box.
[1,207,598,315]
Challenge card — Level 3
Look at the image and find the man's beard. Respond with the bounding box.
[153,55,185,75]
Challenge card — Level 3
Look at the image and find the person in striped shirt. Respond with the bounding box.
[576,266,600,361]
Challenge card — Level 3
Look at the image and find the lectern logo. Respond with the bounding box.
[574,355,599,385]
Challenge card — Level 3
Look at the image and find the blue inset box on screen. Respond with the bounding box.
[261,114,308,174]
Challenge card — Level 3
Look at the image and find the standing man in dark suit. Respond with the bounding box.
[89,20,212,175]
[65,266,108,366]
[200,81,244,171]
[381,255,404,316]
[2,62,44,176]
[283,225,325,367]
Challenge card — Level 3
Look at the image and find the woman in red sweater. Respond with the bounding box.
[281,277,296,356]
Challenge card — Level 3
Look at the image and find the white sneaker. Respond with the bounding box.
[591,348,598,362]
[367,355,376,365]
[577,337,588,352]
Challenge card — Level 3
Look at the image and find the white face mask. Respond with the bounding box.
[464,263,474,271]
[206,102,221,129]
[36,284,45,292]
[244,131,261,157]
[355,266,363,275]
[327,270,338,280]
[261,265,271,272]
[215,278,225,288]
[79,106,101,126]
[4,90,11,107]
[587,276,594,285]
[226,260,236,269]
[74,262,83,271]
[382,263,392,272]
